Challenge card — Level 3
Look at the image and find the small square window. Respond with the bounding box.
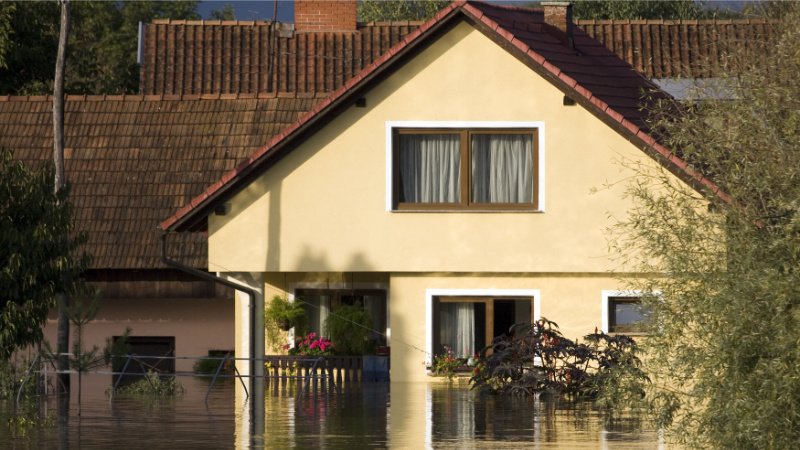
[608,297,649,333]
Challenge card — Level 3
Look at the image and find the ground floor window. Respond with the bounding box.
[112,335,175,374]
[111,335,175,385]
[607,296,649,333]
[296,289,387,346]
[603,291,651,334]
[433,296,533,357]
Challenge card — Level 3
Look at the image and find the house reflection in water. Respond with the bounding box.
[244,382,657,448]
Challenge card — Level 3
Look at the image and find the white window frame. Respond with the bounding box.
[424,288,540,364]
[385,121,546,212]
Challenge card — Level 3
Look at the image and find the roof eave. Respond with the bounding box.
[460,3,729,203]
[160,2,468,233]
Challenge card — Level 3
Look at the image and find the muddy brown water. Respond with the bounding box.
[1,374,662,448]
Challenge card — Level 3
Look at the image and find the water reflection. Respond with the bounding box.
[1,375,660,448]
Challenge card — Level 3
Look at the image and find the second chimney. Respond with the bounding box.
[542,2,574,48]
[295,0,357,32]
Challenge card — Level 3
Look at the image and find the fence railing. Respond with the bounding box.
[264,355,362,385]
[263,355,390,385]
[16,353,343,407]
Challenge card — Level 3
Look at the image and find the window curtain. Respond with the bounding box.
[439,302,475,357]
[398,134,461,203]
[304,295,330,337]
[471,134,533,203]
[363,294,385,344]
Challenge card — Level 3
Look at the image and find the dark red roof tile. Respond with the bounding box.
[141,21,423,95]
[1,93,327,269]
[576,18,775,78]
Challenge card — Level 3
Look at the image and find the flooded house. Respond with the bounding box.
[1,1,764,382]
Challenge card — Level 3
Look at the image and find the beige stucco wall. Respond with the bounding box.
[208,21,653,274]
[205,21,689,382]
[42,297,234,374]
[253,270,636,381]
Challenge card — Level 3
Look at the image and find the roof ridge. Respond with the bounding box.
[150,19,430,28]
[575,18,772,25]
[358,20,426,26]
[0,92,330,102]
[151,19,276,26]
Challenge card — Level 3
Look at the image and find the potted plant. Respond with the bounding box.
[324,302,377,355]
[265,294,306,352]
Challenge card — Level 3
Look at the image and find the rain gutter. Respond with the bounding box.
[158,231,258,379]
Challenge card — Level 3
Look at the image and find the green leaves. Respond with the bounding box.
[572,1,704,20]
[357,1,450,22]
[610,5,800,447]
[0,1,200,95]
[0,149,91,361]
[469,318,649,408]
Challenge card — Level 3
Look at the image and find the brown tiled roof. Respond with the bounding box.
[162,2,728,233]
[576,19,776,78]
[141,20,420,95]
[0,93,326,269]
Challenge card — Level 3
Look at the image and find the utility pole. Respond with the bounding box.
[54,0,71,396]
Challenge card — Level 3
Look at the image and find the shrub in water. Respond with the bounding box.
[193,351,235,375]
[113,371,185,397]
[470,318,649,405]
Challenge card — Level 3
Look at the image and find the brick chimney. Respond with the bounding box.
[542,2,574,48]
[295,0,357,32]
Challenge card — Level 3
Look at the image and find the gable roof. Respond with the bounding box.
[162,1,724,234]
[577,18,776,79]
[141,20,421,95]
[0,92,325,269]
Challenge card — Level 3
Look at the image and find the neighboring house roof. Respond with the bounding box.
[0,93,326,269]
[577,18,775,79]
[162,1,725,234]
[141,20,421,95]
[141,17,776,97]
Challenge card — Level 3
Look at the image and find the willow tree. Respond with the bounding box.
[357,0,450,22]
[608,6,800,448]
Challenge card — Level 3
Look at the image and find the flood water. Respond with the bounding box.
[1,374,662,448]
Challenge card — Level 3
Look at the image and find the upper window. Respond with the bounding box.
[392,128,539,211]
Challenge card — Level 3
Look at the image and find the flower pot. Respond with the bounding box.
[277,318,292,331]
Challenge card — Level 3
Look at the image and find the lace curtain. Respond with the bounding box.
[304,294,330,336]
[398,133,461,203]
[471,133,533,203]
[439,302,475,357]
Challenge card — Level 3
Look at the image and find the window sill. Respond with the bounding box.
[391,209,544,213]
[607,332,648,337]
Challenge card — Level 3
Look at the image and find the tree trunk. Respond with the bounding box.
[54,0,71,396]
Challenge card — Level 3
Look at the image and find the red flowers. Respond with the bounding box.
[288,332,334,356]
